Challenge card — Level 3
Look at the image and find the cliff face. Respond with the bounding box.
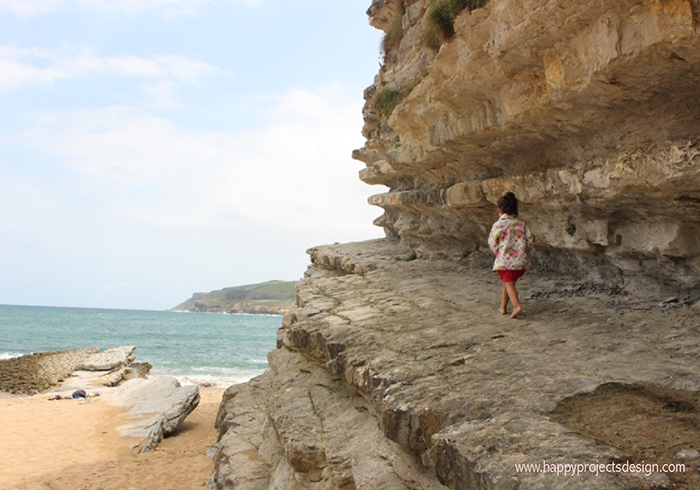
[209,2,700,489]
[357,0,700,289]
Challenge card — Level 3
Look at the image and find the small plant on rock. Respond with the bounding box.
[373,80,421,119]
[381,10,405,59]
[424,0,489,49]
[373,81,420,119]
[374,87,403,118]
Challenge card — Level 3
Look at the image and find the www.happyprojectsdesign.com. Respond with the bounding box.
[515,460,686,477]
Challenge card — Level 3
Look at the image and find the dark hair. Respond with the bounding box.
[497,192,518,216]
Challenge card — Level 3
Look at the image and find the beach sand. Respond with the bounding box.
[0,388,223,490]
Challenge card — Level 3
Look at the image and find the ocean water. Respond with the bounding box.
[0,304,282,388]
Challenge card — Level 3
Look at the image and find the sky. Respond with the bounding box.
[0,0,386,310]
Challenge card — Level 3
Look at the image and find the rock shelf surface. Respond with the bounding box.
[211,239,700,490]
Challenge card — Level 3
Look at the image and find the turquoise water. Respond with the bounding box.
[0,305,282,387]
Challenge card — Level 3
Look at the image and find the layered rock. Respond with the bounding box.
[0,346,151,395]
[356,0,700,288]
[0,347,99,395]
[211,241,700,490]
[63,345,149,388]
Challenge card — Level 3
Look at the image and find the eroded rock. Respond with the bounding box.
[211,0,700,487]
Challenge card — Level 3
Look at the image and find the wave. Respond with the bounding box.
[153,366,268,389]
[0,352,24,360]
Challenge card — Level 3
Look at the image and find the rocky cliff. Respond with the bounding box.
[210,1,700,489]
[358,0,700,290]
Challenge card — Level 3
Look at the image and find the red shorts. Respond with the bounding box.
[497,269,526,283]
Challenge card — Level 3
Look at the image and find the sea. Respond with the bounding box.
[0,304,282,388]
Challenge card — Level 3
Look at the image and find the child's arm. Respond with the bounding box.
[488,224,501,254]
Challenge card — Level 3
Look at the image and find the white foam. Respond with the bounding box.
[0,352,23,360]
[169,369,266,389]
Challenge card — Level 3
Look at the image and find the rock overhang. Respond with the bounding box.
[358,0,700,288]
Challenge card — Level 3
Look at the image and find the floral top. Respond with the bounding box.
[488,214,534,271]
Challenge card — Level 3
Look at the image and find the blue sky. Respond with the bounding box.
[0,0,386,310]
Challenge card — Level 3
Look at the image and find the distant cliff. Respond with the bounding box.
[171,280,297,315]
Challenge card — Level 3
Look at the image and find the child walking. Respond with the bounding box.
[488,192,534,319]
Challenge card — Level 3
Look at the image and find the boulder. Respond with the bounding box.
[106,376,200,453]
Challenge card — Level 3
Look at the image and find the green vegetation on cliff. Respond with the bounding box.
[171,280,297,315]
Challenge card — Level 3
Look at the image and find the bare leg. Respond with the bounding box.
[500,284,509,315]
[504,282,522,319]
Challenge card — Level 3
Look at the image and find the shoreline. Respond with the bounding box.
[0,346,236,488]
[0,387,224,490]
[0,347,263,395]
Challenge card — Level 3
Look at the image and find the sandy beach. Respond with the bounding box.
[0,388,224,490]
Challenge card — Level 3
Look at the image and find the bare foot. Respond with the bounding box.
[510,306,523,319]
[499,307,507,315]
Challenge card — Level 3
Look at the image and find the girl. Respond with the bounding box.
[488,192,534,319]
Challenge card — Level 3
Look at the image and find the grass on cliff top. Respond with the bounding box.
[216,280,296,302]
[172,280,297,312]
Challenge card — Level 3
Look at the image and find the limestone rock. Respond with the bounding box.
[79,345,137,371]
[106,376,200,453]
[126,362,152,379]
[211,329,450,490]
[210,374,274,490]
[60,345,140,389]
[357,0,700,288]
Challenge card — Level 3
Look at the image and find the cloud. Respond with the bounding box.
[16,84,384,240]
[0,44,218,92]
[0,0,60,17]
[2,84,383,308]
[0,0,261,17]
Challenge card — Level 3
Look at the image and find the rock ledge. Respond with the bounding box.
[212,239,700,490]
